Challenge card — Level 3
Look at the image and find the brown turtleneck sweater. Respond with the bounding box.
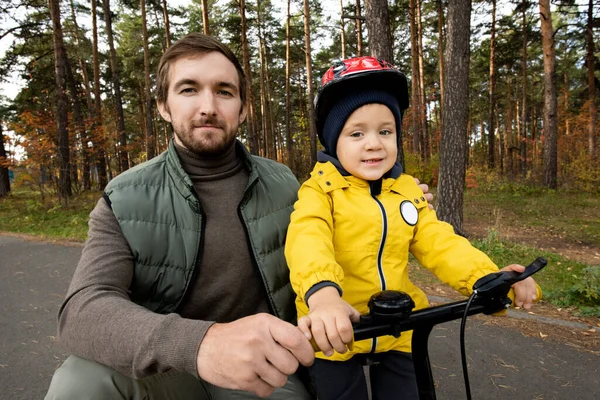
[57,141,271,379]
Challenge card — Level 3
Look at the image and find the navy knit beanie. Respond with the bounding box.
[321,89,402,158]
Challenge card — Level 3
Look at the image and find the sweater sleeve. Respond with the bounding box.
[57,198,213,379]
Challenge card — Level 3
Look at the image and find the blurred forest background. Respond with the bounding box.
[0,0,599,233]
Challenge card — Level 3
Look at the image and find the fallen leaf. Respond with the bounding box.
[539,332,548,339]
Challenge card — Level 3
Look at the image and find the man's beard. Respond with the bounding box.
[172,116,238,156]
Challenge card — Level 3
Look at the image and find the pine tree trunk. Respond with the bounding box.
[161,0,171,48]
[202,0,210,35]
[437,0,471,234]
[586,0,596,158]
[304,0,317,165]
[0,123,10,198]
[488,0,496,170]
[92,0,108,188]
[141,0,155,159]
[364,0,393,62]
[48,0,72,202]
[340,0,346,59]
[68,0,91,190]
[410,0,421,155]
[520,0,528,178]
[102,0,128,175]
[436,0,445,129]
[285,0,294,171]
[239,0,258,154]
[417,0,428,161]
[540,0,558,188]
[355,0,363,56]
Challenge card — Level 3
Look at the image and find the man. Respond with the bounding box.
[46,33,432,399]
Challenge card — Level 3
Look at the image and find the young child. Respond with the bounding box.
[285,56,540,400]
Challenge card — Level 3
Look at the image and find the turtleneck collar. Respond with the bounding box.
[173,139,244,182]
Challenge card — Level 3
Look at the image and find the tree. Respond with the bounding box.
[539,0,558,188]
[48,0,72,202]
[437,0,471,234]
[488,0,497,169]
[239,0,258,154]
[365,0,394,62]
[141,0,155,159]
[586,0,596,158]
[303,0,317,165]
[0,121,10,198]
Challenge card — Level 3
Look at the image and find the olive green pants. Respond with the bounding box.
[45,356,313,400]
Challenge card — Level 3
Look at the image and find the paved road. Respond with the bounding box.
[1,234,598,399]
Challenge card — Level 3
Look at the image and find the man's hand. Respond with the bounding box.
[299,286,360,357]
[196,313,314,398]
[414,177,434,210]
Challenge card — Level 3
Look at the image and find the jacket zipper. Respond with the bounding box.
[370,192,388,353]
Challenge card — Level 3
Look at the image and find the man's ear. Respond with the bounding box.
[239,104,248,125]
[157,100,172,123]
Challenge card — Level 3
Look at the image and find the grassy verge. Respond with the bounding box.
[464,186,600,248]
[0,188,100,242]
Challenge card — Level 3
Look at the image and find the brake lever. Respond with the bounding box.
[473,256,547,299]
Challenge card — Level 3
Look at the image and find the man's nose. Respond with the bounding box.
[197,90,217,115]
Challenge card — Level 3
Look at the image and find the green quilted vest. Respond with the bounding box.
[104,140,299,323]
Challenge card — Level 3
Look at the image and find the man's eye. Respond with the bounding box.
[218,90,233,96]
[180,88,195,94]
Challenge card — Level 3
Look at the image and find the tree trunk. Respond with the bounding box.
[506,75,513,177]
[68,0,92,190]
[340,0,346,59]
[91,0,108,188]
[540,0,557,188]
[520,0,528,178]
[364,0,394,62]
[0,123,10,198]
[239,0,258,154]
[304,0,317,165]
[102,0,128,175]
[48,0,72,202]
[161,0,171,48]
[201,0,210,35]
[410,0,421,155]
[285,0,294,171]
[586,0,596,158]
[437,0,471,234]
[488,0,496,170]
[416,0,428,161]
[436,0,445,130]
[141,0,156,159]
[356,0,363,56]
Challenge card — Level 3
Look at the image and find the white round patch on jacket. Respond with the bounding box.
[400,200,418,226]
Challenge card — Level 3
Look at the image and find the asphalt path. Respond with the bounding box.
[0,234,598,399]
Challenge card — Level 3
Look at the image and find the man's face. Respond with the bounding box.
[157,52,247,155]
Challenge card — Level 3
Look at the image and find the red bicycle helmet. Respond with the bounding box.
[314,56,409,144]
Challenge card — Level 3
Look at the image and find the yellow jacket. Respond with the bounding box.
[286,161,502,361]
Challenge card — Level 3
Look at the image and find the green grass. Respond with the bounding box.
[0,187,100,242]
[464,187,600,248]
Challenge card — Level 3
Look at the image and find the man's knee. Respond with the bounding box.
[45,355,135,400]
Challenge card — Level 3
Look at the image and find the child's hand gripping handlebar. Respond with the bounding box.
[309,257,547,351]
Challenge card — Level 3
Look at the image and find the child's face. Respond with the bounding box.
[336,103,398,181]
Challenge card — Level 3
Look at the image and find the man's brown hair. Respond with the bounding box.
[156,33,247,107]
